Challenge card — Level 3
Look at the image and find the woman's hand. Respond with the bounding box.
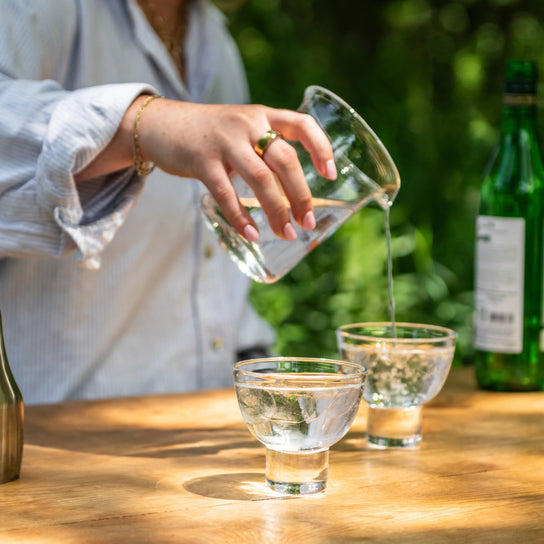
[78,96,337,241]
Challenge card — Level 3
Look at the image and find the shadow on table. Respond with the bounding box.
[183,472,297,501]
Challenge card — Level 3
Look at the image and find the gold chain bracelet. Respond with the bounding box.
[132,94,162,176]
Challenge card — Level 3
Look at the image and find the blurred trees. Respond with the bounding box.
[222,0,544,363]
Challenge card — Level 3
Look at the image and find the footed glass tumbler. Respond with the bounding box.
[337,323,457,449]
[233,357,367,494]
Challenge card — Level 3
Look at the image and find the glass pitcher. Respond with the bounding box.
[200,86,400,284]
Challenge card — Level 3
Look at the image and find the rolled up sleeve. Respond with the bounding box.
[37,82,158,268]
[0,1,158,268]
[0,77,157,269]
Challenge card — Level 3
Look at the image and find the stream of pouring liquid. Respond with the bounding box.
[384,203,396,338]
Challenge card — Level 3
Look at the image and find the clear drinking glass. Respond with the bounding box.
[200,85,400,283]
[336,323,457,449]
[233,357,367,495]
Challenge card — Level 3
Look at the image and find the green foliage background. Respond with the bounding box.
[222,0,544,364]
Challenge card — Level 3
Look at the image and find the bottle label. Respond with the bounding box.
[475,216,525,353]
[503,93,537,107]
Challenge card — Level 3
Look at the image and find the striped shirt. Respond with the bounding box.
[0,0,274,404]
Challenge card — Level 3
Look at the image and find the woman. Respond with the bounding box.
[0,0,335,404]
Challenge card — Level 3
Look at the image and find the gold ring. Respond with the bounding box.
[254,130,283,158]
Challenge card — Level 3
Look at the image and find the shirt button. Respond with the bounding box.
[204,245,214,259]
[211,337,225,351]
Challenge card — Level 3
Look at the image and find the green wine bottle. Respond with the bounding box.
[474,60,544,391]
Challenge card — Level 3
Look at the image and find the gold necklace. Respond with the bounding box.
[138,0,190,79]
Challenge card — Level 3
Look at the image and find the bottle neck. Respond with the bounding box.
[502,92,539,134]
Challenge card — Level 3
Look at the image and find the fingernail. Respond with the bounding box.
[243,224,259,242]
[302,210,316,230]
[325,159,337,180]
[283,222,297,240]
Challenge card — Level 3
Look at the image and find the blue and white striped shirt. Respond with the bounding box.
[0,0,274,404]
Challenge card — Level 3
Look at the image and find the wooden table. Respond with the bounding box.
[0,367,543,543]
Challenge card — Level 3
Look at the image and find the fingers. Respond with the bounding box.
[202,161,260,243]
[230,143,304,240]
[267,109,337,181]
[221,109,335,241]
[260,139,315,232]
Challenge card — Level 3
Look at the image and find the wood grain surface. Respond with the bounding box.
[0,367,543,543]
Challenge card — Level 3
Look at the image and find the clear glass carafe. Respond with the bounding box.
[200,86,400,283]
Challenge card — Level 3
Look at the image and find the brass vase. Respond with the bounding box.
[0,311,23,483]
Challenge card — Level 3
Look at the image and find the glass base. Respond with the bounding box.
[366,405,422,449]
[265,448,329,495]
[367,434,422,449]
